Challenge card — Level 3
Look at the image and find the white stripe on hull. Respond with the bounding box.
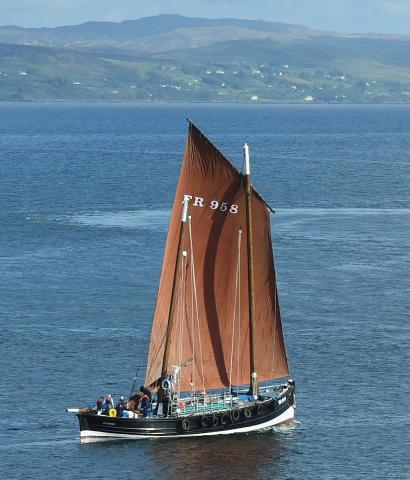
[80,406,295,441]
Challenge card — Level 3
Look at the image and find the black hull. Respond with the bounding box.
[77,390,295,440]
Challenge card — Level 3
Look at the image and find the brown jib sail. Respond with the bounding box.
[145,122,288,393]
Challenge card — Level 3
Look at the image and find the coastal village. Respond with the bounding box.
[0,48,409,103]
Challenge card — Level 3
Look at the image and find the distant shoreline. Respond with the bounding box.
[2,15,410,106]
[2,100,410,105]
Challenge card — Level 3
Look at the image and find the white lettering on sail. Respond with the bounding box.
[229,204,239,214]
[184,195,239,214]
[193,197,204,207]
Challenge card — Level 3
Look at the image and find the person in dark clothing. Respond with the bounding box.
[162,394,170,418]
[140,394,150,417]
[153,385,165,415]
[139,385,152,400]
[96,397,103,411]
[116,396,125,417]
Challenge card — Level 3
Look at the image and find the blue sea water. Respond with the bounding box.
[0,103,409,479]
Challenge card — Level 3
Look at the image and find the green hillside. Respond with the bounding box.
[1,15,410,102]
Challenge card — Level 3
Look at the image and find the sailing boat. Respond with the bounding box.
[67,121,296,439]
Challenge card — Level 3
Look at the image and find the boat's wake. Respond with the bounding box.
[278,208,410,216]
[272,418,300,432]
[67,209,170,230]
[24,209,171,231]
[252,418,299,436]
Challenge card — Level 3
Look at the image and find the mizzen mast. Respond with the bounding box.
[243,143,258,399]
[161,196,190,379]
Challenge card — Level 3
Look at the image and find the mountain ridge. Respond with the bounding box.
[1,14,410,102]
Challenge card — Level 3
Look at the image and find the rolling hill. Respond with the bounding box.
[1,14,410,102]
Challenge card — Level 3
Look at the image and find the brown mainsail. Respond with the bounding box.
[145,122,289,393]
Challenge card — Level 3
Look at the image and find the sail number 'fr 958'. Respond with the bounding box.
[184,195,239,214]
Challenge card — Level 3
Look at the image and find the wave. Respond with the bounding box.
[277,208,410,216]
[60,210,171,230]
[21,207,410,233]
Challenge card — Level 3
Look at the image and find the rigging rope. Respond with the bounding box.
[188,215,206,396]
[177,251,186,401]
[190,241,195,398]
[229,229,242,401]
[129,320,151,398]
[237,230,242,390]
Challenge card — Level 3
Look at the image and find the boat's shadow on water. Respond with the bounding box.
[80,426,296,479]
[152,433,284,479]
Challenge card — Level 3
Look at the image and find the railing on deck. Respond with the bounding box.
[166,383,289,417]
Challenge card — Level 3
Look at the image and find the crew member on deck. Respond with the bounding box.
[140,393,150,417]
[154,385,165,415]
[96,397,103,411]
[140,385,152,400]
[116,396,125,417]
[104,394,114,415]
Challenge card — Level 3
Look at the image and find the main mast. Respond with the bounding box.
[243,143,258,398]
[161,196,189,378]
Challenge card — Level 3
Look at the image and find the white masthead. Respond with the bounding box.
[181,196,189,222]
[243,143,251,175]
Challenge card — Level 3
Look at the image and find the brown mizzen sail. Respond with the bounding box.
[145,122,289,392]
